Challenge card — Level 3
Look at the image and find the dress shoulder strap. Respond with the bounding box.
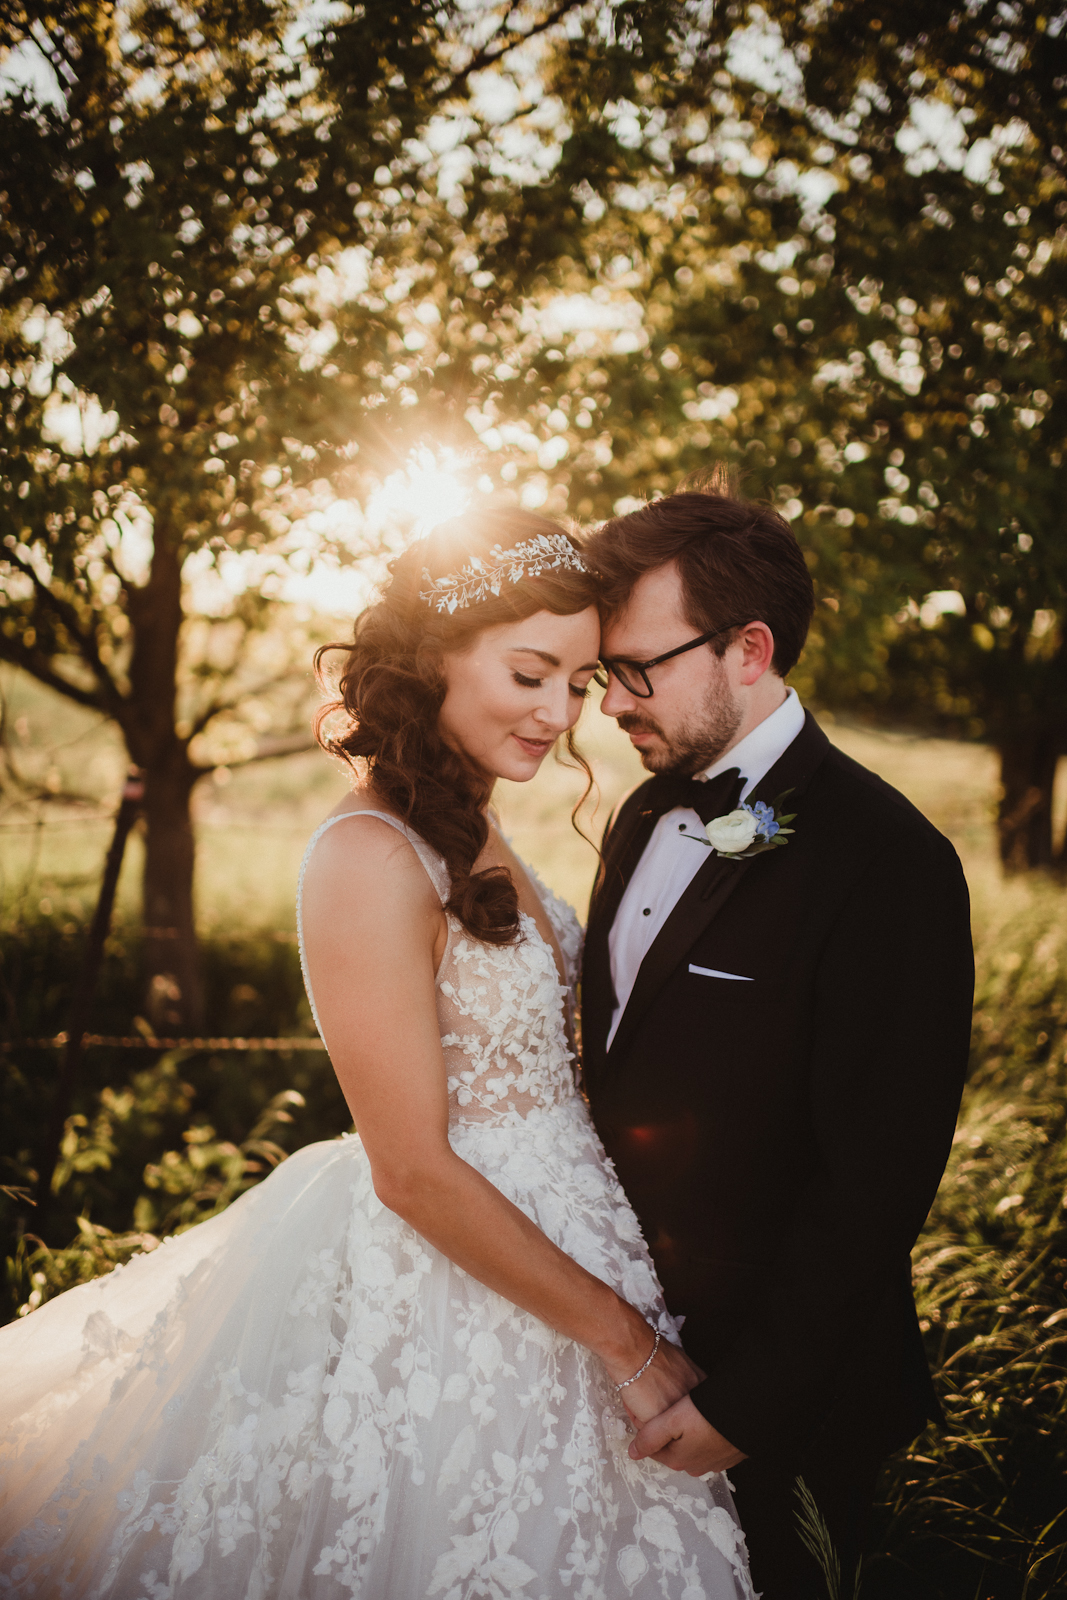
[299,809,450,906]
[296,810,451,1042]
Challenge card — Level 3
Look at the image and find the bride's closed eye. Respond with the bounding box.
[512,670,590,700]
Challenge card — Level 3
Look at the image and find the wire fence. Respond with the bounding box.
[2,1033,326,1053]
[0,812,320,835]
[1,800,314,938]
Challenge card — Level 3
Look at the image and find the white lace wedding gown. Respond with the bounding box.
[0,812,753,1600]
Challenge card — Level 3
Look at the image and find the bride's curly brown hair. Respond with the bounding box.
[315,508,600,945]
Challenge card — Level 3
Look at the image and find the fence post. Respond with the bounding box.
[36,767,145,1213]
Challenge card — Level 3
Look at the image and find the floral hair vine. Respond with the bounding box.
[418,534,590,614]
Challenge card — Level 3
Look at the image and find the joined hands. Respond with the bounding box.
[627,1395,747,1476]
[608,1338,747,1479]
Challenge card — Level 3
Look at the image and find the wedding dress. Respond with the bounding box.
[0,811,753,1600]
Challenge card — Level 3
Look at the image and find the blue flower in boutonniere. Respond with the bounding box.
[691,791,797,861]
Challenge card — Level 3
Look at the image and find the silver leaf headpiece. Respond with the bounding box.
[418,533,590,614]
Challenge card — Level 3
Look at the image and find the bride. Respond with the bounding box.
[0,510,753,1600]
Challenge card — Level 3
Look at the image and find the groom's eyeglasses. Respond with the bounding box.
[593,621,748,699]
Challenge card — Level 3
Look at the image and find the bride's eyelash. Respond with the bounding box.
[512,671,590,699]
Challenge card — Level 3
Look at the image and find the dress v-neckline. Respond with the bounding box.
[486,825,570,996]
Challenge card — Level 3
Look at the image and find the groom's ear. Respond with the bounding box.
[734,622,776,685]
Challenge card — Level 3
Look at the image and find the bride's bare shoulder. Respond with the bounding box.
[302,799,439,920]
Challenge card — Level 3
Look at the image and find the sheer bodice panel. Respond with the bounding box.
[439,911,578,1127]
[297,810,585,1130]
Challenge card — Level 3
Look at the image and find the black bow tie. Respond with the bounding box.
[644,766,744,826]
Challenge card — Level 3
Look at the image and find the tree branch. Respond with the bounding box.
[190,732,318,777]
[29,17,81,84]
[184,669,310,742]
[0,637,109,713]
[439,0,587,102]
[232,733,319,765]
[2,547,125,717]
[28,18,80,88]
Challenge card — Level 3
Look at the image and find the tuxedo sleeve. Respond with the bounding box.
[688,820,973,1459]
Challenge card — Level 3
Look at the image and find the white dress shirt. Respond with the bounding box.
[606,688,806,1049]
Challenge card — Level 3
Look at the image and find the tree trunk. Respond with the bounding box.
[124,530,205,1030]
[141,751,204,1031]
[996,729,1063,873]
[37,770,145,1214]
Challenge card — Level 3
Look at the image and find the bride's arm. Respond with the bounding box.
[301,816,695,1421]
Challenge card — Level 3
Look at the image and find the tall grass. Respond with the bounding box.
[865,868,1067,1599]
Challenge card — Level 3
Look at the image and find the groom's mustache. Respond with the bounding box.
[616,713,665,740]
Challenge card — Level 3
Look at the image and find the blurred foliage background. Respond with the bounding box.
[2,1,1066,1596]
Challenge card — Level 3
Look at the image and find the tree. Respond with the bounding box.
[493,2,1066,869]
[759,0,1067,871]
[0,0,694,1026]
[9,0,1060,919]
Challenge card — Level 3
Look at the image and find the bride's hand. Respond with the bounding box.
[606,1333,705,1427]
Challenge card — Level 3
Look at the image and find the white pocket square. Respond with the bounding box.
[688,964,754,982]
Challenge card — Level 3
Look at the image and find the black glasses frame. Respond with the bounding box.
[594,620,749,699]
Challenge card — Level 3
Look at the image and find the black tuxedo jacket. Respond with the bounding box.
[581,712,974,1462]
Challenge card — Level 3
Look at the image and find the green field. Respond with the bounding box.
[3,661,1051,936]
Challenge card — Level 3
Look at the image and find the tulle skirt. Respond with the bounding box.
[0,1102,752,1599]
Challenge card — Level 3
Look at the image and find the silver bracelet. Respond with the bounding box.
[613,1326,661,1393]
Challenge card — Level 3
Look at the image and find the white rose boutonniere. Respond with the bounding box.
[689,792,797,862]
[705,809,759,854]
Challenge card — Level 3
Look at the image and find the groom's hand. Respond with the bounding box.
[628,1395,747,1476]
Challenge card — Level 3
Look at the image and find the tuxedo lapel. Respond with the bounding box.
[604,849,753,1067]
[581,782,661,1075]
[588,785,660,936]
[604,711,831,1067]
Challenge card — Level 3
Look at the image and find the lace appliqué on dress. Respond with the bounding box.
[440,915,577,1127]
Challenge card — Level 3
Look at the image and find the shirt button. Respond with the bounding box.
[678,823,686,831]
[642,907,651,916]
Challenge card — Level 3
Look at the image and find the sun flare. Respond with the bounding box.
[366,447,472,538]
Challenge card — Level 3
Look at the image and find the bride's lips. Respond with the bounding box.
[512,734,554,758]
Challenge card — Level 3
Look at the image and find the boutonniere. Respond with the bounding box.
[689,791,797,861]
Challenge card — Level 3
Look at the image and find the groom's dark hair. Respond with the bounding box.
[585,467,816,677]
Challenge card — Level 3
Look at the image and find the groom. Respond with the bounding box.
[581,481,974,1597]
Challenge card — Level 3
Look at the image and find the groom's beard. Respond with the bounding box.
[617,660,743,777]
